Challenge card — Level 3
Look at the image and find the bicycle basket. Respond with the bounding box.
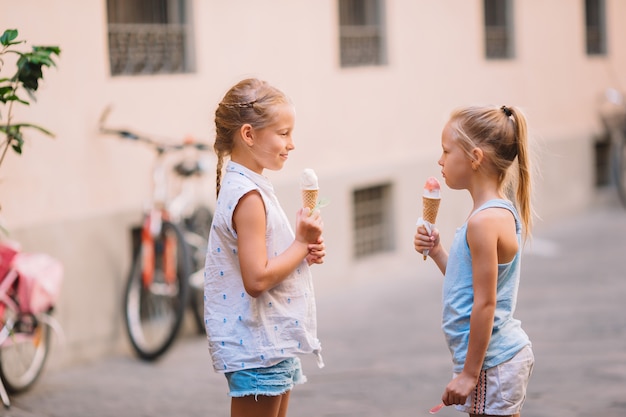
[0,239,20,282]
[13,253,64,314]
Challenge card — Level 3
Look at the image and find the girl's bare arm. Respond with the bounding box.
[464,212,499,379]
[442,212,499,404]
[235,191,322,297]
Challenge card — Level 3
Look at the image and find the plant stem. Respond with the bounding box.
[0,79,18,169]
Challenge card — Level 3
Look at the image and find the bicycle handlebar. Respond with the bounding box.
[98,106,212,153]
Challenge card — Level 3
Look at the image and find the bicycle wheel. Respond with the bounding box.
[124,220,191,361]
[184,206,213,334]
[0,313,51,393]
[611,129,626,208]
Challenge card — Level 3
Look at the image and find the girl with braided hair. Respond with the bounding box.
[204,78,325,417]
[414,105,535,416]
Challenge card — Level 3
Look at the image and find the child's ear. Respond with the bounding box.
[471,147,484,169]
[240,124,254,146]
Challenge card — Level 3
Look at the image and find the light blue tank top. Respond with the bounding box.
[442,199,530,373]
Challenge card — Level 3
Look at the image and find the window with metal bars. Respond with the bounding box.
[353,183,394,258]
[106,0,194,76]
[338,0,387,67]
[484,0,514,59]
[585,0,606,55]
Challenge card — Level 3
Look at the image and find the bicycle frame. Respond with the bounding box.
[140,209,177,288]
[139,143,203,289]
[0,270,19,325]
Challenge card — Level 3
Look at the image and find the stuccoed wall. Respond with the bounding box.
[1,0,623,367]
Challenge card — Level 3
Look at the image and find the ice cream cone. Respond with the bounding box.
[422,196,441,225]
[302,189,319,210]
[422,196,441,260]
[420,177,442,260]
[300,168,319,211]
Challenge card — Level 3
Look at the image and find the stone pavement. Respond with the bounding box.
[2,192,625,417]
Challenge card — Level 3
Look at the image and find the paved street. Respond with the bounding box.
[2,192,626,417]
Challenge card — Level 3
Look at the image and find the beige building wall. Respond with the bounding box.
[1,1,624,367]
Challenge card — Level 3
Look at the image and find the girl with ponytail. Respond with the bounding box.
[414,105,535,416]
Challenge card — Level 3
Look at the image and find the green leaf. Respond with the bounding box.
[26,48,61,69]
[1,123,53,137]
[0,86,13,101]
[0,95,30,105]
[11,142,23,154]
[5,124,52,137]
[8,131,24,154]
[0,29,18,46]
[11,123,54,137]
[16,59,44,91]
[33,45,61,56]
[12,48,60,93]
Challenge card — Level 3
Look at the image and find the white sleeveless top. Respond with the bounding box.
[203,161,322,372]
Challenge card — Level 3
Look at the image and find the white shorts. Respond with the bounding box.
[454,345,534,416]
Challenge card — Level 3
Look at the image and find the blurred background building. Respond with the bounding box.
[1,0,624,368]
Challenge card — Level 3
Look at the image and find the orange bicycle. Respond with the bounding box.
[99,108,212,361]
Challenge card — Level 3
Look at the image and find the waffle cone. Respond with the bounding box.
[422,196,441,224]
[422,196,441,260]
[302,189,319,210]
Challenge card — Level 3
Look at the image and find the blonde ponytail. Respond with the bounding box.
[508,107,533,240]
[449,105,534,240]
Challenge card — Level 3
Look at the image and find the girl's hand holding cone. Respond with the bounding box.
[416,176,441,260]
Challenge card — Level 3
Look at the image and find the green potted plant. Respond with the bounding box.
[0,29,60,226]
[0,28,60,172]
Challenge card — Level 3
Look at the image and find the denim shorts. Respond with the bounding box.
[225,357,307,398]
[455,345,534,415]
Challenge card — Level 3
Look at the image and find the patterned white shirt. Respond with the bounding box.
[204,161,322,372]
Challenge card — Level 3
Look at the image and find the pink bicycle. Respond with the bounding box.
[0,239,63,408]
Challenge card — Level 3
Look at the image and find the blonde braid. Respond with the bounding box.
[215,151,224,199]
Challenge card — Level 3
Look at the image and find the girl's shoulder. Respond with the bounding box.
[467,200,519,238]
[216,171,261,210]
[223,169,256,188]
[468,205,513,227]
